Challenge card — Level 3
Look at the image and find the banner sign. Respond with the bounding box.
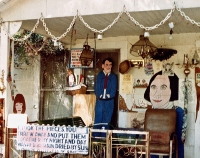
[17,125,89,154]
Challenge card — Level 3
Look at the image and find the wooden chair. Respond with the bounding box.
[144,108,178,158]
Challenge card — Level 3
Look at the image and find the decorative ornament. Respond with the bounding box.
[144,57,154,76]
[176,54,197,77]
[119,60,131,74]
[162,62,174,76]
[150,48,177,61]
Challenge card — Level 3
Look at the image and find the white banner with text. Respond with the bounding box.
[17,124,89,154]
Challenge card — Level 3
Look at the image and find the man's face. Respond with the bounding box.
[149,75,171,109]
[102,60,112,73]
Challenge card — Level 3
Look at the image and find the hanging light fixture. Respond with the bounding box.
[168,22,174,40]
[97,34,103,40]
[80,34,93,66]
[130,34,157,59]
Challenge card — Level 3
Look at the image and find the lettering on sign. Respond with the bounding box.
[17,125,89,154]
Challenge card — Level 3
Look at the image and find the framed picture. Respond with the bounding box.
[69,48,94,69]
[134,78,149,88]
[130,59,144,68]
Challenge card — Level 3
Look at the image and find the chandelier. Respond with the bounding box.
[130,35,157,59]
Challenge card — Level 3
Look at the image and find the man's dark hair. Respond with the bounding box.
[102,58,113,64]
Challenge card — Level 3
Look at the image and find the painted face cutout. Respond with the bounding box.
[150,75,171,109]
[15,102,23,114]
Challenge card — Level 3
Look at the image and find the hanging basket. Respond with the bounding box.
[119,60,131,74]
[65,84,87,96]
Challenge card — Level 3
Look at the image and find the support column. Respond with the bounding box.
[1,22,11,157]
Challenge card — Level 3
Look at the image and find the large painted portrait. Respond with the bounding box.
[144,70,179,109]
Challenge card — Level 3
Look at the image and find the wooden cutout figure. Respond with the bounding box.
[94,58,117,136]
[66,69,76,87]
[79,74,85,84]
[13,94,26,114]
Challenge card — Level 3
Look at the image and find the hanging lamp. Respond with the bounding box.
[130,35,157,59]
[80,34,93,66]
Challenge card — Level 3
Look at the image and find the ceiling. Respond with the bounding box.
[2,1,200,44]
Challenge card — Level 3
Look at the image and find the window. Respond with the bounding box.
[40,51,73,120]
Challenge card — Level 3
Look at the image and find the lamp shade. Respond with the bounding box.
[130,35,157,58]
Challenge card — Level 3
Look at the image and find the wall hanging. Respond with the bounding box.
[150,48,177,61]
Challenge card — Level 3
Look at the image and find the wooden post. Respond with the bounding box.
[34,151,39,158]
[106,130,111,158]
[5,128,9,158]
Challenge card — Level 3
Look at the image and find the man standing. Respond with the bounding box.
[94,58,117,134]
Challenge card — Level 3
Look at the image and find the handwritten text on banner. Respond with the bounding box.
[17,125,89,154]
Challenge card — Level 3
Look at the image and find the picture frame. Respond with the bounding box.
[69,48,95,69]
[130,59,144,68]
[134,78,149,88]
